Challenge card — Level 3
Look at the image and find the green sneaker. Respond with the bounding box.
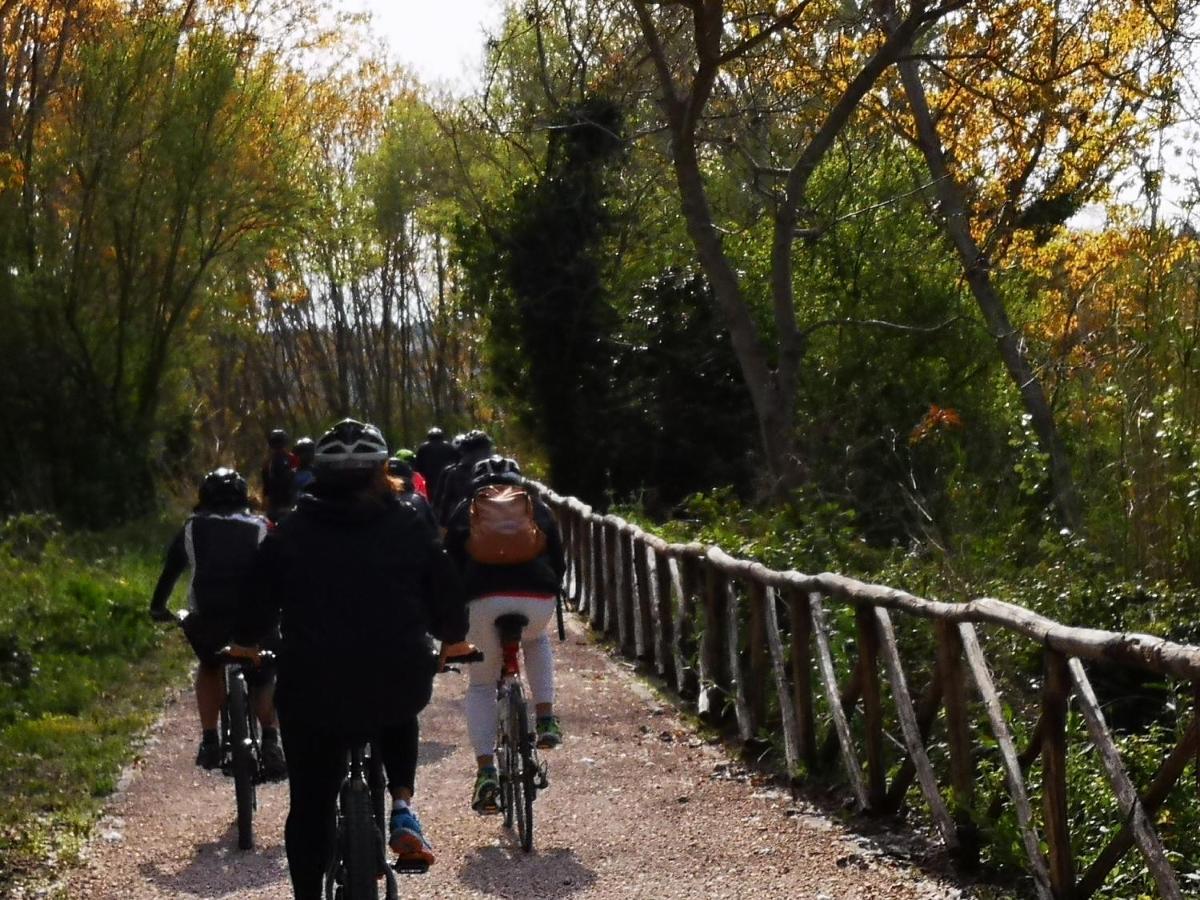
[536,716,562,749]
[472,766,500,814]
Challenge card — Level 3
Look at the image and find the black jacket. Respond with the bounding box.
[444,485,565,601]
[150,511,269,618]
[435,460,483,525]
[414,439,459,490]
[237,490,468,730]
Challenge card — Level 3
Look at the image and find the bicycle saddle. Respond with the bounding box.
[495,613,529,643]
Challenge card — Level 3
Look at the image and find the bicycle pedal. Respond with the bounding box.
[392,859,430,875]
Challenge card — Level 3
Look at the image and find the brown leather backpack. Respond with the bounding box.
[465,484,547,564]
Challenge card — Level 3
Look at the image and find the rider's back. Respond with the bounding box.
[185,512,268,615]
[242,491,465,731]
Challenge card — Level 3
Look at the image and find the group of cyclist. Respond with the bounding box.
[149,419,565,900]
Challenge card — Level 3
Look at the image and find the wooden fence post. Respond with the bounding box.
[763,585,801,776]
[746,580,769,736]
[810,593,869,810]
[654,551,678,687]
[569,511,585,610]
[558,509,574,604]
[856,603,886,811]
[604,520,620,639]
[618,527,637,658]
[590,520,606,632]
[1041,651,1075,899]
[725,578,754,742]
[788,589,818,769]
[698,562,729,723]
[633,537,656,665]
[936,620,978,863]
[1069,658,1183,900]
[676,555,701,701]
[875,608,957,850]
[573,513,588,619]
[1078,716,1199,897]
[959,623,1054,900]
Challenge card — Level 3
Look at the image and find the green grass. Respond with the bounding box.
[0,512,191,893]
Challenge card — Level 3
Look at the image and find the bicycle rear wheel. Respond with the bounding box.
[340,780,380,900]
[228,672,256,850]
[366,743,387,838]
[498,697,514,829]
[507,684,534,852]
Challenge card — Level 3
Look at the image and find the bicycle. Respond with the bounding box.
[322,644,483,899]
[323,736,407,900]
[492,613,549,853]
[215,643,275,851]
[171,611,274,851]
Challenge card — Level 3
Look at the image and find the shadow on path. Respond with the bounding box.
[457,844,596,898]
[418,739,456,767]
[138,822,286,897]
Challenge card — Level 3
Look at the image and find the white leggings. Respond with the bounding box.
[465,595,556,758]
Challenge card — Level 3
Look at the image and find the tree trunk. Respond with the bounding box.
[895,53,1083,531]
[671,135,800,492]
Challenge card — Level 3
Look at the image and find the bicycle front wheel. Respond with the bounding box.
[228,672,256,850]
[507,684,534,852]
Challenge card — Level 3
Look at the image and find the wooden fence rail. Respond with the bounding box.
[528,480,1200,899]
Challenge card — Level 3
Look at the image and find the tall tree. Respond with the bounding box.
[628,0,962,494]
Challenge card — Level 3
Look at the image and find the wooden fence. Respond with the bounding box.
[527,480,1200,899]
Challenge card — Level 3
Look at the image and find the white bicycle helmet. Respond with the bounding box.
[472,455,521,482]
[314,419,389,470]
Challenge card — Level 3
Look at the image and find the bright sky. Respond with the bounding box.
[350,0,507,90]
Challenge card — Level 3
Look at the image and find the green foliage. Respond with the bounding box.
[456,96,626,503]
[0,11,311,525]
[608,269,759,514]
[0,513,190,893]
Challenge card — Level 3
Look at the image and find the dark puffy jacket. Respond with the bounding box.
[237,490,468,731]
[444,484,565,600]
[414,439,459,491]
[261,452,296,515]
[435,460,482,525]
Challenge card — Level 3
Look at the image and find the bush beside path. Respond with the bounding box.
[61,615,969,899]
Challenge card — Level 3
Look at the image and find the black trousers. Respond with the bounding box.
[278,715,419,900]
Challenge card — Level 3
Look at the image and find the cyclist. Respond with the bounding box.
[387,454,436,530]
[415,426,458,497]
[149,468,286,779]
[392,448,427,499]
[236,418,468,896]
[434,429,494,525]
[261,428,297,523]
[292,436,316,495]
[443,455,566,813]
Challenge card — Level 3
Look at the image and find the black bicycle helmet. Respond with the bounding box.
[472,455,521,485]
[459,429,493,452]
[267,428,289,449]
[387,456,414,479]
[294,436,315,464]
[313,418,389,470]
[426,427,444,441]
[199,467,249,510]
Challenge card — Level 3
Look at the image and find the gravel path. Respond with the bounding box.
[67,615,969,899]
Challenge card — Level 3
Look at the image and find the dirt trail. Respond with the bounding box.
[67,616,969,899]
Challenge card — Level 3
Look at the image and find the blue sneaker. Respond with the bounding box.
[389,806,435,866]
